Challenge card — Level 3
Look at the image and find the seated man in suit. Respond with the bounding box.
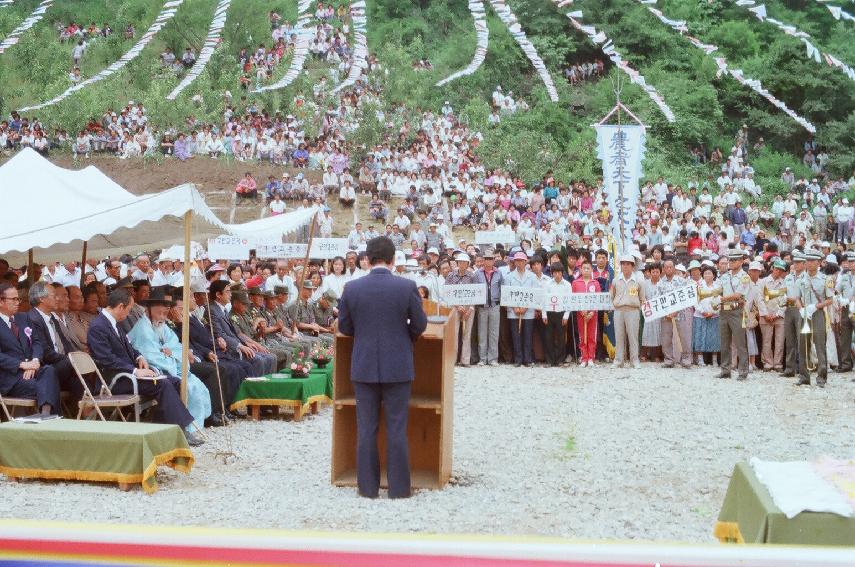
[87,288,204,446]
[168,285,246,426]
[15,282,82,404]
[338,236,428,499]
[0,283,60,415]
[205,280,276,376]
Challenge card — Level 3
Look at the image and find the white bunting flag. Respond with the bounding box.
[254,1,314,92]
[489,0,559,101]
[637,0,816,132]
[167,0,230,100]
[19,0,185,111]
[332,1,369,94]
[436,0,489,86]
[0,0,53,55]
[554,2,675,122]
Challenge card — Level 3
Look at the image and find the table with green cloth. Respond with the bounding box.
[229,363,334,421]
[0,420,193,494]
[715,462,855,545]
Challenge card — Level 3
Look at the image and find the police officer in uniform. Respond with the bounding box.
[797,249,832,387]
[717,249,750,380]
[833,251,855,373]
[781,252,805,377]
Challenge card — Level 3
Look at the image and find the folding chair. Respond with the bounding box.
[0,392,37,422]
[67,351,141,422]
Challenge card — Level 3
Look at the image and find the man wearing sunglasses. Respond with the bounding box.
[0,282,60,416]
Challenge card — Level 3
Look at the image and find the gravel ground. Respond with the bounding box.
[2,364,853,542]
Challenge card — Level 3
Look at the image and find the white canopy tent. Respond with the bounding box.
[0,148,320,400]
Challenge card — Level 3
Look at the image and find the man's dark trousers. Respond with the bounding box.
[354,381,411,498]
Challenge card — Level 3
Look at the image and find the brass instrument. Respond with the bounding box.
[698,286,722,312]
[799,279,817,372]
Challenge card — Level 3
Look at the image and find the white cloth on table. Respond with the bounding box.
[750,458,854,519]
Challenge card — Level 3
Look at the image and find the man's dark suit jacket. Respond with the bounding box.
[16,308,72,367]
[0,315,44,394]
[338,267,428,382]
[87,312,141,378]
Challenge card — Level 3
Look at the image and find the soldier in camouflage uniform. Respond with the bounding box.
[230,291,290,370]
[289,281,332,346]
[312,289,338,335]
[273,286,317,354]
[261,291,313,360]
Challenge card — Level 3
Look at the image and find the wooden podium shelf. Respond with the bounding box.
[331,309,457,490]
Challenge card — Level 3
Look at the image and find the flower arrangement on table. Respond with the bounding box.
[311,342,334,368]
[290,350,314,378]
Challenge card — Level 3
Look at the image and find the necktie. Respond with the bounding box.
[50,316,66,355]
[10,320,19,338]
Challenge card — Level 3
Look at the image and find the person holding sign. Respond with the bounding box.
[505,251,538,367]
[542,262,571,366]
[445,253,476,367]
[610,255,645,369]
[572,259,601,367]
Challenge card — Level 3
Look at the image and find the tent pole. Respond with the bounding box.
[180,211,192,404]
[297,212,319,288]
[27,249,33,287]
[80,241,88,288]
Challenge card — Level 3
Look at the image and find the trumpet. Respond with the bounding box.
[763,286,786,302]
[698,287,723,300]
[800,290,817,372]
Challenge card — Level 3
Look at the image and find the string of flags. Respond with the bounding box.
[638,0,815,133]
[551,1,676,122]
[0,0,53,55]
[436,0,488,86]
[817,1,855,23]
[166,0,231,100]
[488,0,559,102]
[331,0,368,94]
[731,0,854,83]
[253,0,313,93]
[19,0,185,111]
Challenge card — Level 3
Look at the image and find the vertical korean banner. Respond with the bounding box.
[595,124,646,253]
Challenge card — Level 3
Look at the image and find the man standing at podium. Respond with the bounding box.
[338,236,428,499]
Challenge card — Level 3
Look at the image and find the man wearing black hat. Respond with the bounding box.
[87,288,202,445]
[338,236,427,498]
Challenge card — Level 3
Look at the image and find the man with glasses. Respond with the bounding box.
[0,282,61,416]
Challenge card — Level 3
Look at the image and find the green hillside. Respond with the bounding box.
[0,0,852,196]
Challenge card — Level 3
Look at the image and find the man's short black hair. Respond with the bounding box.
[366,236,395,265]
[595,249,608,258]
[209,279,230,300]
[107,288,131,309]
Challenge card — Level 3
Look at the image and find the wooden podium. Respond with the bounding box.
[331,305,457,489]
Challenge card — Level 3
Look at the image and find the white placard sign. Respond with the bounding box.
[475,230,518,244]
[207,235,250,260]
[255,239,348,259]
[441,283,486,306]
[310,238,349,259]
[544,292,612,312]
[500,286,545,309]
[641,284,698,321]
[256,243,307,259]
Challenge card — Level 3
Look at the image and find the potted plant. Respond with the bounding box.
[311,342,334,369]
[290,350,313,378]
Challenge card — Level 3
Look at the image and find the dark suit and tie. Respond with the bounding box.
[338,262,428,498]
[0,313,60,413]
[206,302,273,376]
[87,312,193,429]
[15,308,82,403]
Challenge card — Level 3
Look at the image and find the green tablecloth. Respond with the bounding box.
[715,462,855,545]
[0,420,193,494]
[229,363,334,412]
